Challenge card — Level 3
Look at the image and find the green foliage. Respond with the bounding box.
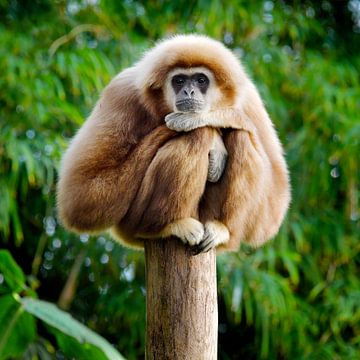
[0,295,36,360]
[0,1,359,359]
[0,250,125,359]
[0,249,26,293]
[22,298,125,360]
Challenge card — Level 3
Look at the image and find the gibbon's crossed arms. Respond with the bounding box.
[57,35,290,253]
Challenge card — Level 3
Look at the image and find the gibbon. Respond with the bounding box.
[57,35,290,253]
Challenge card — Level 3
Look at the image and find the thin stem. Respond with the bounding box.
[0,295,24,354]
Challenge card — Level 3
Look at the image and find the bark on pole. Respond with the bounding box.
[144,238,218,360]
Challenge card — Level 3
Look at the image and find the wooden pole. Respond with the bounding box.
[145,238,218,360]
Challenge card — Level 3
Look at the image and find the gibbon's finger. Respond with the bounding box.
[191,228,215,255]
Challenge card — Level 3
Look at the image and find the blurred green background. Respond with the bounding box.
[0,0,359,359]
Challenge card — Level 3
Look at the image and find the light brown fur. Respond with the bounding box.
[57,35,290,251]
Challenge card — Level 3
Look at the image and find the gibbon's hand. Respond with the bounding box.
[166,109,259,133]
[165,111,237,132]
[207,149,228,183]
[165,112,203,132]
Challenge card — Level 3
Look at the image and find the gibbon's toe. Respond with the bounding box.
[192,221,230,255]
[176,218,204,246]
[192,228,215,254]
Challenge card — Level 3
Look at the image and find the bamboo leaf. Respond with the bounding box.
[0,250,26,292]
[21,297,126,360]
[0,294,36,360]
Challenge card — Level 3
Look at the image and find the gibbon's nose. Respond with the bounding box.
[183,87,195,98]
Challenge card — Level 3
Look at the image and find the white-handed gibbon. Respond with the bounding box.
[57,35,291,253]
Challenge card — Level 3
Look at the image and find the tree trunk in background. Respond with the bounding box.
[145,238,218,360]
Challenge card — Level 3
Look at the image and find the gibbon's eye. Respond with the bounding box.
[195,73,209,85]
[173,76,186,85]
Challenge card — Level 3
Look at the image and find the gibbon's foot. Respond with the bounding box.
[192,221,230,255]
[162,218,205,246]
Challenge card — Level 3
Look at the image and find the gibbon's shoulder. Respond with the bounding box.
[133,34,249,97]
[102,67,138,98]
[96,66,148,116]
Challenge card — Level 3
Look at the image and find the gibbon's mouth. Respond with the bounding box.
[176,100,204,112]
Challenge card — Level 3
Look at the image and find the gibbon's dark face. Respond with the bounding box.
[171,73,210,112]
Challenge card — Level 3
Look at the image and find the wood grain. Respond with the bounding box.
[145,238,218,360]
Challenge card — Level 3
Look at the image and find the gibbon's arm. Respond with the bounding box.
[57,122,176,234]
[111,127,218,249]
[165,108,257,133]
[165,90,290,251]
[57,73,177,234]
[198,93,290,251]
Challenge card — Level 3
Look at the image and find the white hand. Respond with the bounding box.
[207,149,228,183]
[165,112,202,132]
